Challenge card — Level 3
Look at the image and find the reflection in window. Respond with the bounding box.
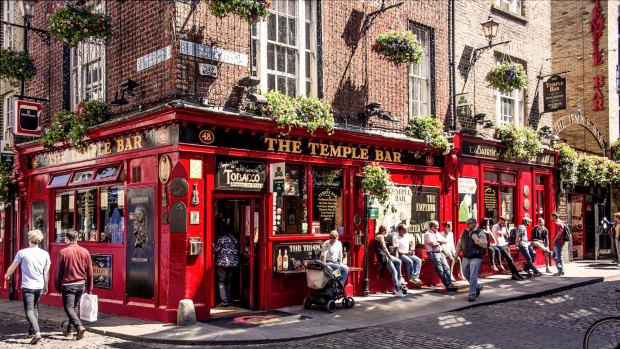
[55,192,75,242]
[501,173,515,183]
[95,166,119,180]
[99,186,124,243]
[76,189,98,241]
[276,165,307,234]
[72,170,93,183]
[312,167,343,233]
[49,174,71,188]
[500,187,514,223]
[484,171,498,182]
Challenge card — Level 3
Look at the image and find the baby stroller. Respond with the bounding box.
[302,259,355,313]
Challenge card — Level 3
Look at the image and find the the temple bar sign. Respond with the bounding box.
[543,75,566,112]
[552,112,606,151]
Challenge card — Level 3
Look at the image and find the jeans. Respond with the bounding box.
[62,284,84,330]
[518,243,540,274]
[217,266,236,302]
[22,288,41,334]
[326,262,349,286]
[497,245,520,276]
[616,239,620,263]
[444,251,463,280]
[487,246,502,267]
[384,257,403,290]
[553,241,565,269]
[398,254,422,279]
[462,258,482,298]
[428,252,452,286]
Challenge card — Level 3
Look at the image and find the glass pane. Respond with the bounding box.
[275,165,307,234]
[72,170,94,184]
[287,78,296,96]
[76,189,98,241]
[286,48,296,74]
[49,174,71,187]
[288,0,297,16]
[99,186,125,243]
[276,46,285,72]
[306,80,311,96]
[483,185,499,224]
[305,51,311,78]
[251,39,257,69]
[312,167,343,234]
[267,43,275,70]
[95,166,119,180]
[501,173,515,183]
[55,192,75,242]
[305,0,312,20]
[500,187,514,224]
[305,22,311,50]
[288,18,296,46]
[278,15,287,43]
[268,74,276,90]
[277,75,286,94]
[484,171,498,182]
[536,175,544,185]
[268,14,277,41]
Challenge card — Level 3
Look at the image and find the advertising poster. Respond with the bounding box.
[126,187,155,299]
[91,254,112,289]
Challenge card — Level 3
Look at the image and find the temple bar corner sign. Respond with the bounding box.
[14,100,42,137]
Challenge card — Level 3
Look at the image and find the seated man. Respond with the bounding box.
[321,230,349,286]
[393,224,423,286]
[516,217,541,276]
[424,221,457,289]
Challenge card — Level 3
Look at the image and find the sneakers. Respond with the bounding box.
[475,285,483,298]
[553,268,564,276]
[29,332,41,345]
[408,278,422,286]
[446,283,458,289]
[394,290,406,297]
[468,296,476,302]
[491,265,499,271]
[399,277,407,286]
[76,326,86,341]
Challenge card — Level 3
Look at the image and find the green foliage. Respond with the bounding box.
[612,138,620,162]
[255,90,334,136]
[360,163,394,205]
[495,124,542,160]
[0,153,17,207]
[208,0,271,24]
[48,0,113,47]
[40,100,104,149]
[372,31,424,65]
[485,62,528,93]
[559,142,620,186]
[557,143,577,184]
[404,116,451,155]
[0,49,36,86]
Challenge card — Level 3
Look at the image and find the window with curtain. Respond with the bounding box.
[409,22,434,119]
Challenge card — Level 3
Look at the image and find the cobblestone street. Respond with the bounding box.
[1,280,619,349]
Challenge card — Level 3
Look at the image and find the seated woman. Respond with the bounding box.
[481,219,504,272]
[321,230,349,286]
[374,225,406,297]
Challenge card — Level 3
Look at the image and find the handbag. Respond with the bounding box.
[79,293,98,322]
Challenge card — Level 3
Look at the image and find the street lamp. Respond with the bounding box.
[18,0,36,21]
[471,16,510,64]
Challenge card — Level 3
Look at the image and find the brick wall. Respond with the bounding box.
[551,0,619,155]
[454,0,553,137]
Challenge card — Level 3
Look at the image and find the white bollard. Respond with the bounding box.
[177,299,197,326]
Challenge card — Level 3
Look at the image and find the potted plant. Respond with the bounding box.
[359,163,393,205]
[208,0,271,24]
[405,115,451,155]
[494,123,542,160]
[485,62,527,93]
[48,0,113,47]
[0,49,36,86]
[372,30,424,65]
[40,100,104,149]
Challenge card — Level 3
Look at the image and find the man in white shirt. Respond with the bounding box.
[4,230,50,344]
[424,221,456,289]
[321,231,348,286]
[393,225,422,286]
[491,216,523,280]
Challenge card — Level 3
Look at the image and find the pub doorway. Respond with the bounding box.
[212,197,262,316]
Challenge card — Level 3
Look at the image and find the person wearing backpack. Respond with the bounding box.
[551,212,568,276]
[455,218,488,302]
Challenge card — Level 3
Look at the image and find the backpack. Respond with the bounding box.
[507,228,517,245]
[561,223,571,242]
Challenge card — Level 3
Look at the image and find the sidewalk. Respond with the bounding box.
[0,260,619,345]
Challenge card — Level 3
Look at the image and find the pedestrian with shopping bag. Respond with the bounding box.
[54,230,94,340]
[3,230,50,344]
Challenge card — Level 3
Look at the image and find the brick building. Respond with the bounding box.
[0,0,453,322]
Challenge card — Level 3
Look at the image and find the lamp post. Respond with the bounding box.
[470,16,511,64]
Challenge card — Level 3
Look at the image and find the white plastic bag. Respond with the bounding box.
[79,293,98,322]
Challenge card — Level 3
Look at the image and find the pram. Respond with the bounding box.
[302,259,355,313]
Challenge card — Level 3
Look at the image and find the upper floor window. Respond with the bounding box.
[2,94,15,141]
[69,0,106,108]
[2,0,15,50]
[408,22,434,119]
[252,0,318,97]
[494,59,525,126]
[496,0,522,14]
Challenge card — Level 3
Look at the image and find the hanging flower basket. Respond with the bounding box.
[40,100,104,149]
[208,0,271,24]
[0,49,36,87]
[494,123,542,160]
[372,30,424,65]
[404,115,451,155]
[48,0,113,47]
[254,90,334,136]
[556,143,577,185]
[359,163,394,205]
[486,62,527,93]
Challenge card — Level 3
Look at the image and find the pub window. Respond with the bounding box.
[311,167,343,234]
[55,192,75,242]
[94,166,121,181]
[71,170,94,184]
[76,189,98,241]
[483,170,516,224]
[99,186,124,243]
[48,173,71,188]
[275,165,308,234]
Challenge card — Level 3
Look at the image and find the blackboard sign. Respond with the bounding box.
[376,185,440,235]
[91,254,112,289]
[273,242,322,272]
[543,75,567,112]
[313,188,339,232]
[216,158,266,191]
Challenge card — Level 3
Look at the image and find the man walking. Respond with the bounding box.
[424,221,456,289]
[551,212,567,276]
[54,230,93,340]
[393,224,422,286]
[456,218,488,302]
[4,230,50,344]
[491,216,523,280]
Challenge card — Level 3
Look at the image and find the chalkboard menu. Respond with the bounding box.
[312,168,343,233]
[273,242,322,272]
[216,158,267,191]
[484,186,498,221]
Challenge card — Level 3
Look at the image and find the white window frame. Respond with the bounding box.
[496,87,524,126]
[496,0,522,14]
[3,93,15,140]
[253,0,317,97]
[408,24,432,119]
[2,0,15,50]
[69,0,106,108]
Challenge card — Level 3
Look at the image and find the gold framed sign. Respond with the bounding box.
[159,155,171,184]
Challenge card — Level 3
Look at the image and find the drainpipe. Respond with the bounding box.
[449,0,456,130]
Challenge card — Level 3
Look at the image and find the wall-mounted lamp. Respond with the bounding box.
[248,93,267,105]
[471,16,511,65]
[358,102,398,124]
[239,76,261,87]
[110,79,139,106]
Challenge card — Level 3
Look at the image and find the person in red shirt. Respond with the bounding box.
[54,230,93,340]
[551,212,566,276]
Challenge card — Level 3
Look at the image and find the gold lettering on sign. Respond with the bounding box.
[263,137,398,163]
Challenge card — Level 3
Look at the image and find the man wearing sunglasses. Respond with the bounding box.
[321,231,349,286]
